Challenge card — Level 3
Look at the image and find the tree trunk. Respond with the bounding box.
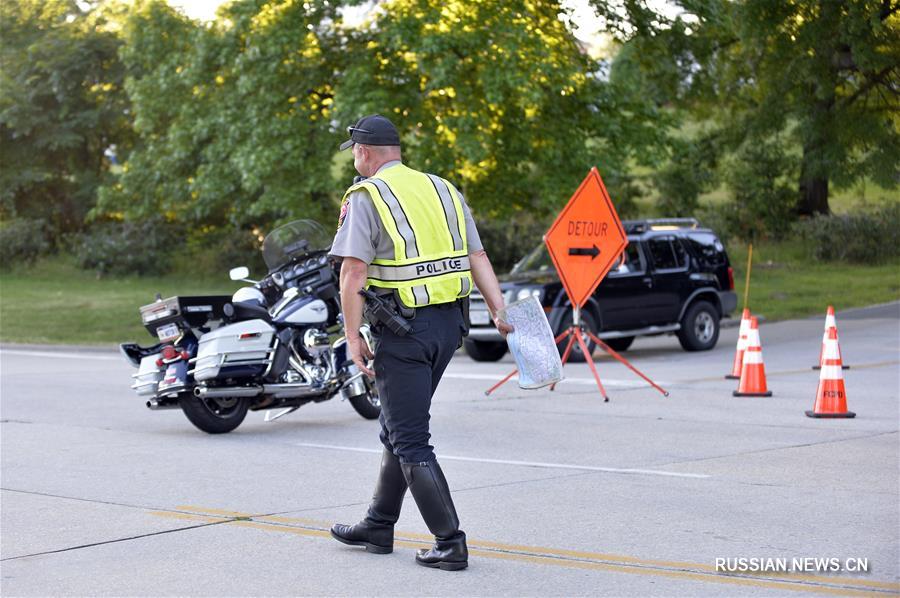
[798,143,830,216]
[798,175,829,216]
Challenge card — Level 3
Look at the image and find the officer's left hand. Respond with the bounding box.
[348,335,375,378]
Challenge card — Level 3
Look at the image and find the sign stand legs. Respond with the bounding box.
[484,306,668,400]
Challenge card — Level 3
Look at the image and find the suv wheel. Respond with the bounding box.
[556,310,598,363]
[677,300,719,351]
[463,339,508,362]
[605,336,634,352]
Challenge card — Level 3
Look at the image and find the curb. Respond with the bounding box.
[0,342,120,354]
[721,315,765,329]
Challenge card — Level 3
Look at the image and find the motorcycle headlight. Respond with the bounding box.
[515,287,543,302]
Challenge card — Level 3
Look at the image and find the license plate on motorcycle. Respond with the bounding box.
[469,310,490,325]
[156,323,180,342]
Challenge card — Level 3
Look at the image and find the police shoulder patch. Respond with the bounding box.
[337,198,350,231]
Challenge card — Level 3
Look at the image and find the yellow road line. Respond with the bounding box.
[187,511,900,591]
[149,508,898,595]
[176,505,255,518]
[148,511,232,524]
[254,514,330,527]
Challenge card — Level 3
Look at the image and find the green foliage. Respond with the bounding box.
[10,0,895,266]
[722,139,798,240]
[695,204,734,248]
[69,216,185,276]
[0,217,51,265]
[794,204,900,263]
[95,0,347,231]
[474,217,551,272]
[594,0,900,216]
[333,0,668,220]
[173,225,267,278]
[601,172,647,219]
[0,0,131,232]
[653,135,719,216]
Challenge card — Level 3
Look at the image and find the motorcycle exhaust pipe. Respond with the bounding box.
[262,383,323,399]
[194,386,262,399]
[146,399,181,410]
[193,383,322,401]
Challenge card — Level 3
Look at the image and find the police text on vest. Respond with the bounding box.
[416,259,463,276]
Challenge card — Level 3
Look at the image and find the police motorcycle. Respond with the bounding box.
[119,219,380,434]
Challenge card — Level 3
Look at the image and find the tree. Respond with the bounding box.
[97,0,348,231]
[333,0,667,218]
[0,0,130,232]
[592,0,900,215]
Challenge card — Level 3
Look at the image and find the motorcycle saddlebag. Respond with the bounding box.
[190,319,276,382]
[131,352,164,396]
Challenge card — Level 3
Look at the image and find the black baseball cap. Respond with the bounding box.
[339,114,401,151]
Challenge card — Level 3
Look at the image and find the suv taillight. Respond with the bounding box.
[727,267,735,290]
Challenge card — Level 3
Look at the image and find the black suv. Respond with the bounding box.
[465,218,738,362]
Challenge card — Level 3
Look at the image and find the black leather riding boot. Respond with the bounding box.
[401,460,468,571]
[331,448,408,554]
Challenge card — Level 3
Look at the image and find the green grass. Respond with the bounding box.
[0,258,241,346]
[2,246,897,346]
[694,178,897,214]
[728,240,900,321]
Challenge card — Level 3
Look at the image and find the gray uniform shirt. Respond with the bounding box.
[330,161,483,264]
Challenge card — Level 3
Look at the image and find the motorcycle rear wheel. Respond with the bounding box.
[179,393,249,434]
[348,377,381,420]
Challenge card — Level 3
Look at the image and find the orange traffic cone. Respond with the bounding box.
[813,306,850,370]
[733,317,772,397]
[726,308,751,379]
[806,327,855,418]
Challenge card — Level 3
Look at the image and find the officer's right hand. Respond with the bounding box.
[494,315,514,338]
[347,335,375,378]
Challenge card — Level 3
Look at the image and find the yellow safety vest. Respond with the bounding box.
[340,164,473,308]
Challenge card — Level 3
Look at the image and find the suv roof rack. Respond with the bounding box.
[622,218,701,234]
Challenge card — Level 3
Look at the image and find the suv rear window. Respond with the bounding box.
[685,232,726,267]
[648,236,688,270]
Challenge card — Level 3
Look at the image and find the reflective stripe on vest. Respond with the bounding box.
[340,164,473,308]
[368,256,471,282]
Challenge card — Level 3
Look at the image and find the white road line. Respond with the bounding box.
[0,350,122,362]
[292,442,710,479]
[442,372,667,388]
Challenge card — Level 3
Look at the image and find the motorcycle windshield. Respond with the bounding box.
[262,220,332,271]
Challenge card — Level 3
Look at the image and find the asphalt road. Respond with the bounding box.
[2,303,898,597]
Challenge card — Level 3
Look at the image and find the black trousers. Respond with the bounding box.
[372,303,465,464]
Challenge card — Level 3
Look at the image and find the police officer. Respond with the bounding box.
[329,115,512,571]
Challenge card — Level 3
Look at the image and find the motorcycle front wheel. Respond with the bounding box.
[348,377,381,420]
[179,393,249,434]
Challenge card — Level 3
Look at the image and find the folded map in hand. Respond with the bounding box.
[499,296,564,389]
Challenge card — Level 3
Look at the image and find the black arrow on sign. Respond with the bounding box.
[568,244,600,259]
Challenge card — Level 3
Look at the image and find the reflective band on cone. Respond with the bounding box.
[733,317,772,397]
[726,308,751,379]
[806,327,855,418]
[813,305,849,370]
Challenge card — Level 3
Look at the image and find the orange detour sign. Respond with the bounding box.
[485,167,667,401]
[544,167,628,308]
